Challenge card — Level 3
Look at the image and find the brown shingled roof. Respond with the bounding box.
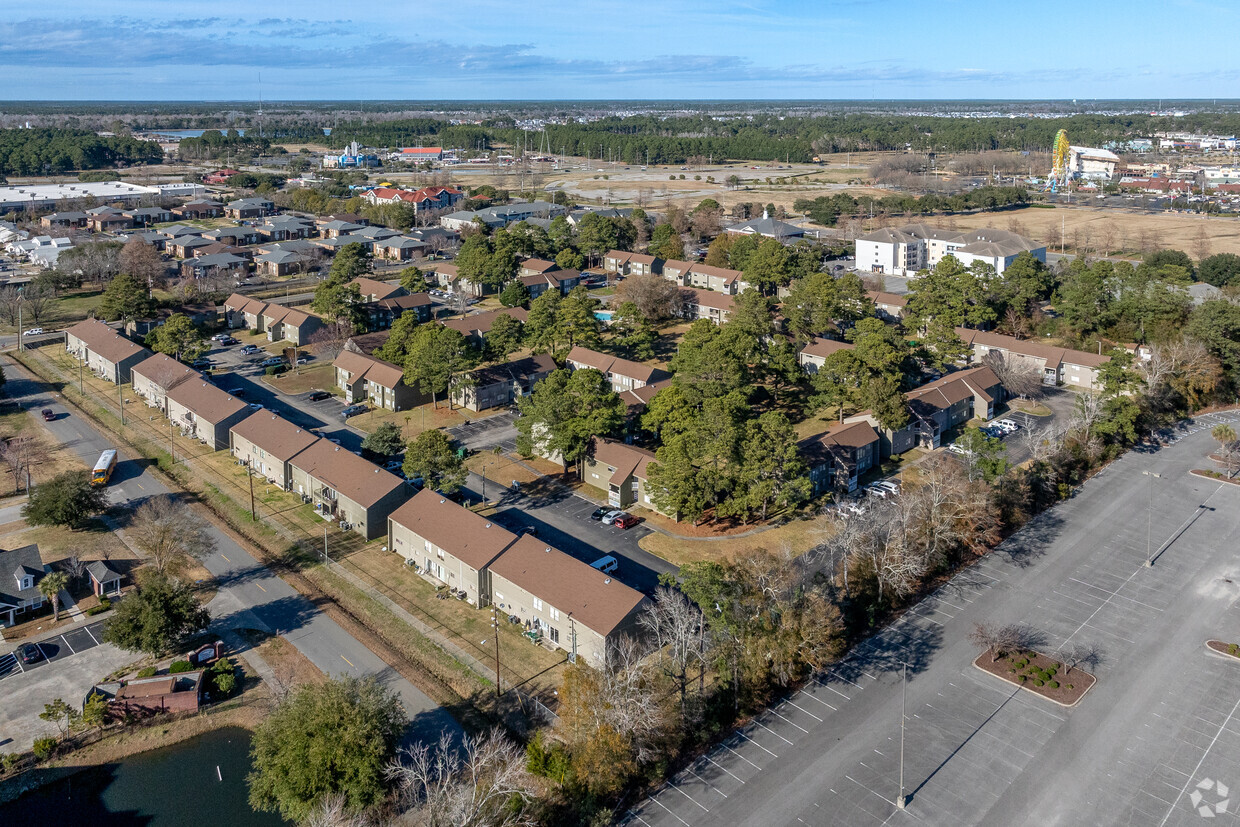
[132,353,197,391]
[589,437,657,485]
[489,535,647,637]
[566,346,666,385]
[289,440,404,508]
[166,380,247,424]
[388,489,518,571]
[230,412,319,461]
[66,318,148,365]
[799,337,854,360]
[442,307,528,337]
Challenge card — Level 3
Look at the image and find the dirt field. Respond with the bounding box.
[949,205,1240,258]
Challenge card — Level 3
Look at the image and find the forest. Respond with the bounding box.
[0,128,162,176]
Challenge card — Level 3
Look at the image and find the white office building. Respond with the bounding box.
[856,224,1046,277]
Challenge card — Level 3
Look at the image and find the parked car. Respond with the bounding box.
[865,484,890,499]
[602,510,625,525]
[40,408,55,422]
[873,480,900,495]
[589,506,610,521]
[190,358,212,368]
[226,387,246,397]
[17,642,41,664]
[590,555,619,574]
[259,357,284,367]
[995,419,1020,433]
[218,336,237,345]
[517,525,539,537]
[613,513,640,530]
[248,403,263,410]
[240,345,260,355]
[211,333,228,341]
[307,391,331,401]
[23,328,44,336]
[947,443,972,455]
[296,357,311,365]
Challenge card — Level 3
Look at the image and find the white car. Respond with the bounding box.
[865,484,890,499]
[602,509,625,525]
[995,419,1020,432]
[842,500,866,516]
[23,328,43,336]
[873,480,901,495]
[947,444,973,455]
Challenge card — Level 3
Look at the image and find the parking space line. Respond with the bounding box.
[85,625,100,645]
[60,635,75,654]
[736,731,779,758]
[785,698,826,720]
[705,754,745,783]
[684,767,726,798]
[752,718,795,745]
[797,689,837,711]
[720,740,763,770]
[770,708,811,734]
[648,795,692,826]
[668,780,709,812]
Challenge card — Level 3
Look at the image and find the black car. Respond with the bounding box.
[308,391,331,401]
[589,507,610,521]
[18,642,42,664]
[517,525,538,537]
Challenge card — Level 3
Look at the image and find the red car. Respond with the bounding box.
[613,513,640,530]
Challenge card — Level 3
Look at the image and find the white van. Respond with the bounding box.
[590,555,619,574]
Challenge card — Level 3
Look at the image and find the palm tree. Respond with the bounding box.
[1212,424,1238,478]
[38,571,69,622]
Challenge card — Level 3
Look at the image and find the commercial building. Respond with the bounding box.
[855,224,1046,277]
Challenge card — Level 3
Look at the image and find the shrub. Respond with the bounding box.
[210,658,237,697]
[32,737,56,761]
[1,753,19,774]
[86,599,111,616]
[1067,684,1074,690]
[1047,681,1059,689]
[169,660,194,674]
[1017,675,1026,682]
[1033,679,1044,687]
[1014,659,1027,668]
[264,365,287,376]
[136,667,157,678]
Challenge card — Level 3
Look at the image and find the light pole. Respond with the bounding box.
[16,290,23,352]
[1143,470,1161,567]
[897,660,908,809]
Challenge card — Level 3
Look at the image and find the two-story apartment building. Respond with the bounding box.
[362,294,433,330]
[223,294,270,332]
[954,328,1110,389]
[519,270,582,300]
[602,250,662,276]
[661,261,748,294]
[488,535,649,665]
[453,354,556,412]
[130,353,197,412]
[798,421,881,495]
[288,440,409,540]
[679,287,735,325]
[581,438,673,517]
[867,290,908,322]
[333,350,419,411]
[566,346,670,394]
[798,337,854,374]
[166,380,249,450]
[387,489,518,607]
[229,412,320,490]
[846,366,1004,456]
[261,305,321,346]
[65,318,150,384]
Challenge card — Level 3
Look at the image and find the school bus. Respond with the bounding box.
[91,449,118,486]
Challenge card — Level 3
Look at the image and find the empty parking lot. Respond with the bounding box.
[626,412,1240,826]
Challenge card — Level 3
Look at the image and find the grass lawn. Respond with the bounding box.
[0,518,134,565]
[0,288,105,335]
[0,405,89,495]
[339,545,568,693]
[349,400,481,438]
[639,514,826,568]
[263,363,334,395]
[464,452,542,490]
[1009,399,1053,417]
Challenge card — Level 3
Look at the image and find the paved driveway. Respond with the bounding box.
[459,471,676,595]
[627,412,1240,827]
[448,410,518,452]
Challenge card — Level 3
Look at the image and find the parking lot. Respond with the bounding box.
[627,414,1240,826]
[0,620,108,681]
[449,409,518,452]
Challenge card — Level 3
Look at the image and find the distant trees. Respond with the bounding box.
[0,127,162,175]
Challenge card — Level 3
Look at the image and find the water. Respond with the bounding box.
[146,128,332,139]
[0,726,288,826]
[594,310,614,322]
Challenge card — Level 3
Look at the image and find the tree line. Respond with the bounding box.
[0,128,163,176]
[794,186,1031,227]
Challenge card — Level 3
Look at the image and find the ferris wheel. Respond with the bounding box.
[1045,129,1070,191]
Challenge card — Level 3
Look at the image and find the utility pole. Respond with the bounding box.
[323,525,328,560]
[16,292,22,352]
[78,357,84,394]
[897,660,908,809]
[1143,470,1161,566]
[490,605,501,697]
[118,382,125,426]
[248,466,257,521]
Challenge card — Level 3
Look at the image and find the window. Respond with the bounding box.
[494,591,504,603]
[550,607,560,621]
[549,627,560,644]
[533,597,543,611]
[424,539,432,553]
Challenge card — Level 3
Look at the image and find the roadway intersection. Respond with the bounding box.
[626,412,1240,827]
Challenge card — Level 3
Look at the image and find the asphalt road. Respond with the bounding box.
[2,355,460,742]
[627,412,1240,827]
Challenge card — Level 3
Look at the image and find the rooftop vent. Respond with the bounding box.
[545,547,551,553]
[604,578,611,584]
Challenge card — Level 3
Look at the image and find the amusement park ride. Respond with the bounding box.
[1045,129,1071,192]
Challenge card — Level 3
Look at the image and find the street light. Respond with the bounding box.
[897,660,908,809]
[1142,470,1161,567]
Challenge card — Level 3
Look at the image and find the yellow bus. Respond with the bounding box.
[91,449,118,486]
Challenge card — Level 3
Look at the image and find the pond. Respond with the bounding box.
[0,726,289,826]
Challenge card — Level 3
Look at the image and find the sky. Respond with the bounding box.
[2,0,1239,101]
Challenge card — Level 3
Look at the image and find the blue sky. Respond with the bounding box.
[2,0,1238,100]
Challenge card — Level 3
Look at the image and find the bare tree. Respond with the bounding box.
[1,433,48,492]
[613,272,682,320]
[639,586,709,711]
[129,495,217,576]
[1193,224,1212,263]
[1060,641,1102,676]
[306,794,375,827]
[386,729,538,827]
[119,236,167,289]
[968,621,1024,663]
[64,554,87,589]
[21,282,54,324]
[1020,422,1066,465]
[982,350,1044,400]
[307,320,353,361]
